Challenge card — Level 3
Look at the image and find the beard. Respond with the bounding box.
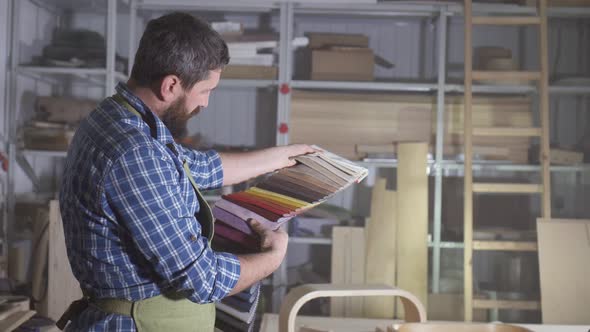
[160,94,201,139]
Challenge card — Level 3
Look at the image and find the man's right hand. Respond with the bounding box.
[228,219,289,295]
[248,219,288,261]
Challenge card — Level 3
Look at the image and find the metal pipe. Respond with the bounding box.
[128,0,137,77]
[432,7,448,294]
[106,0,117,95]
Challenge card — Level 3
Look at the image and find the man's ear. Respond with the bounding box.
[158,75,182,102]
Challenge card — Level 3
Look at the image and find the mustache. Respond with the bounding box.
[190,107,202,117]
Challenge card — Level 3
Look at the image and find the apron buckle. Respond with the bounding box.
[56,298,89,330]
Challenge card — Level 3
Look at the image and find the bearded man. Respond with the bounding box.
[58,12,312,331]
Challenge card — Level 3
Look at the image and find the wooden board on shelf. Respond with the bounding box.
[364,179,397,319]
[537,218,590,324]
[331,227,366,317]
[0,310,36,332]
[221,65,277,80]
[549,148,583,165]
[525,0,590,6]
[396,143,428,318]
[290,91,532,162]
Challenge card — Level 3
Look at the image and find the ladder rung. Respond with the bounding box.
[473,183,543,194]
[473,240,538,252]
[472,16,541,25]
[473,299,541,311]
[473,127,542,137]
[472,70,541,82]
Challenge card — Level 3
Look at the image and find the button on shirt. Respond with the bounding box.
[59,83,240,331]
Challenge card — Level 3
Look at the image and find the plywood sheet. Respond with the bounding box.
[537,218,590,324]
[39,201,82,321]
[364,178,397,318]
[397,143,429,318]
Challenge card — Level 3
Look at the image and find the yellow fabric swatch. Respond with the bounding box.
[247,187,310,209]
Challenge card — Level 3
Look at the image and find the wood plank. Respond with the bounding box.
[473,299,541,310]
[364,179,396,318]
[396,143,428,319]
[473,127,542,137]
[472,183,543,194]
[473,241,538,252]
[31,209,49,307]
[331,227,366,317]
[472,71,541,82]
[39,201,83,321]
[0,310,36,332]
[537,218,590,324]
[472,16,541,25]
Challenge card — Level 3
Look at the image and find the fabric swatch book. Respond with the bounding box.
[212,146,368,331]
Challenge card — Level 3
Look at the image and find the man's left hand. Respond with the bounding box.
[270,144,317,170]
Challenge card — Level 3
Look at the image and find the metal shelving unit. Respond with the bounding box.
[3,0,127,276]
[274,0,590,315]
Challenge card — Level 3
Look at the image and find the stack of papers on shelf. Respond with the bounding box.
[212,21,244,37]
[22,96,98,152]
[211,147,367,331]
[222,36,308,80]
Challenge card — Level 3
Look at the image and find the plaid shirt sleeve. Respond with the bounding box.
[105,145,240,303]
[177,146,224,190]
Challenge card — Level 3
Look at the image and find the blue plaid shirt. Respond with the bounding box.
[59,83,240,331]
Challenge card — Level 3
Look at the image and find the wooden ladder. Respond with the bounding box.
[463,0,551,321]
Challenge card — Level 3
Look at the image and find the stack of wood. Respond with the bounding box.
[290,91,431,160]
[330,143,429,320]
[23,96,97,151]
[289,90,533,163]
[443,94,533,163]
[474,47,518,85]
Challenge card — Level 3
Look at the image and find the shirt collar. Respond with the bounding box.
[115,82,175,145]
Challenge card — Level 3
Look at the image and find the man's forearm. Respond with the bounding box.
[229,251,282,295]
[219,148,284,186]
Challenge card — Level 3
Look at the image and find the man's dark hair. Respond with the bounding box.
[130,12,229,90]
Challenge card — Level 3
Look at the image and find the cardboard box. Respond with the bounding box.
[311,48,374,81]
[307,32,369,49]
[221,65,277,80]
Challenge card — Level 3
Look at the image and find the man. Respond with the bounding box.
[58,12,313,331]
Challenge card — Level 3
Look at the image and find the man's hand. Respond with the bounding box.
[248,219,288,260]
[229,220,289,295]
[271,144,318,170]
